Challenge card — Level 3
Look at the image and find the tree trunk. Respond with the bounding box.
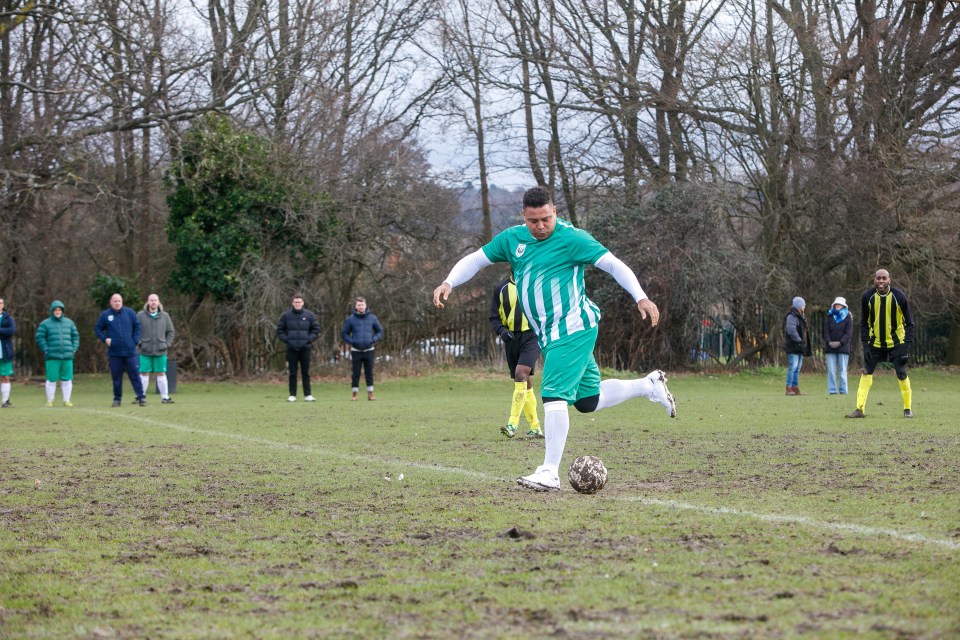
[947,312,960,366]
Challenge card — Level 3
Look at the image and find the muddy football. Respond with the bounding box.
[568,454,608,493]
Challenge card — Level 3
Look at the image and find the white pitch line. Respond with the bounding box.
[81,410,493,479]
[83,409,960,551]
[619,497,960,550]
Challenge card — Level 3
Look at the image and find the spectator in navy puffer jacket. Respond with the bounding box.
[341,296,383,401]
[95,293,146,407]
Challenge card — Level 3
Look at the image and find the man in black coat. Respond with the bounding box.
[277,294,321,402]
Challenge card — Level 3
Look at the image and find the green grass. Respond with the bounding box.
[1,369,958,638]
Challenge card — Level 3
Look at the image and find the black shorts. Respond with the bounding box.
[505,331,540,379]
[863,343,909,377]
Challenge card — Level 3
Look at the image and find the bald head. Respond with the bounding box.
[874,269,891,294]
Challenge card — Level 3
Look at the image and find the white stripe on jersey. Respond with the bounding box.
[549,277,563,342]
[564,267,586,334]
[577,266,600,327]
[522,271,546,336]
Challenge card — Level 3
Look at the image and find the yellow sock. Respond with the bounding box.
[856,374,873,412]
[509,381,527,425]
[523,388,540,428]
[899,377,912,411]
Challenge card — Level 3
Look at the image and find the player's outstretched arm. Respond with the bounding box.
[595,252,659,326]
[432,249,494,309]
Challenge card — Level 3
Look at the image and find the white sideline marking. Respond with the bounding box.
[84,410,960,551]
[82,410,492,480]
[620,497,960,551]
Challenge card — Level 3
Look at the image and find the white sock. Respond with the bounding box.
[45,381,57,402]
[140,375,151,396]
[157,376,169,398]
[1,382,9,403]
[595,377,654,411]
[62,380,73,402]
[542,401,569,471]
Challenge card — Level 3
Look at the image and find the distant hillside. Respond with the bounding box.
[456,183,525,236]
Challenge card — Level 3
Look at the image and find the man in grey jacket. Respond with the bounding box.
[137,293,176,403]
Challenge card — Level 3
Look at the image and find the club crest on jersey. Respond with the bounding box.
[515,243,527,258]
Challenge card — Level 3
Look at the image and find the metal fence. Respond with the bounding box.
[695,309,948,366]
[8,305,949,377]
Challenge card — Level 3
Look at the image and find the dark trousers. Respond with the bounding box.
[351,350,375,388]
[287,347,312,396]
[109,355,144,401]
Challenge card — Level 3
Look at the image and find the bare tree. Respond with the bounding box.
[430,0,501,241]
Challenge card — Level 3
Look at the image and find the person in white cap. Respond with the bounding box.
[783,296,811,395]
[823,296,853,395]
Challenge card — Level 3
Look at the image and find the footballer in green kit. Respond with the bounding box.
[433,186,676,491]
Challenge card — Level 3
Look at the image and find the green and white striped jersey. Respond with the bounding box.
[482,219,608,347]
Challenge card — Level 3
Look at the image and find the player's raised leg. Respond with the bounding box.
[595,371,676,417]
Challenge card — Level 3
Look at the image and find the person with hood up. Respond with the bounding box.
[823,296,853,395]
[341,296,383,401]
[783,296,812,395]
[95,293,146,407]
[137,293,176,404]
[0,297,16,407]
[35,300,80,406]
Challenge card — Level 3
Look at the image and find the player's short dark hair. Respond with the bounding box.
[292,293,305,301]
[522,186,553,209]
[355,296,366,303]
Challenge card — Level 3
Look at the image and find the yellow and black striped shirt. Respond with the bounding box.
[490,277,531,335]
[860,286,914,348]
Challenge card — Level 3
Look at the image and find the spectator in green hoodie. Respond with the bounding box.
[0,297,15,407]
[35,300,80,407]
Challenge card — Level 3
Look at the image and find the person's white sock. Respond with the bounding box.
[542,401,569,471]
[45,381,56,402]
[595,378,653,411]
[157,376,169,399]
[140,375,151,396]
[1,382,10,403]
[61,380,73,403]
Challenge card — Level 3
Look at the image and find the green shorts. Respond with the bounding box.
[45,359,74,382]
[0,360,12,377]
[539,326,601,404]
[139,354,168,373]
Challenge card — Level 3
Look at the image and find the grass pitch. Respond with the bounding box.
[1,368,958,638]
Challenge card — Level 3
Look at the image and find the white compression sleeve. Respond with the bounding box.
[444,249,494,288]
[594,252,647,302]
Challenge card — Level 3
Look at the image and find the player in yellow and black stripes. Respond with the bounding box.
[489,272,543,439]
[846,269,915,418]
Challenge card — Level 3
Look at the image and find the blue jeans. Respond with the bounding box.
[786,354,803,388]
[825,353,849,394]
[109,355,144,401]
